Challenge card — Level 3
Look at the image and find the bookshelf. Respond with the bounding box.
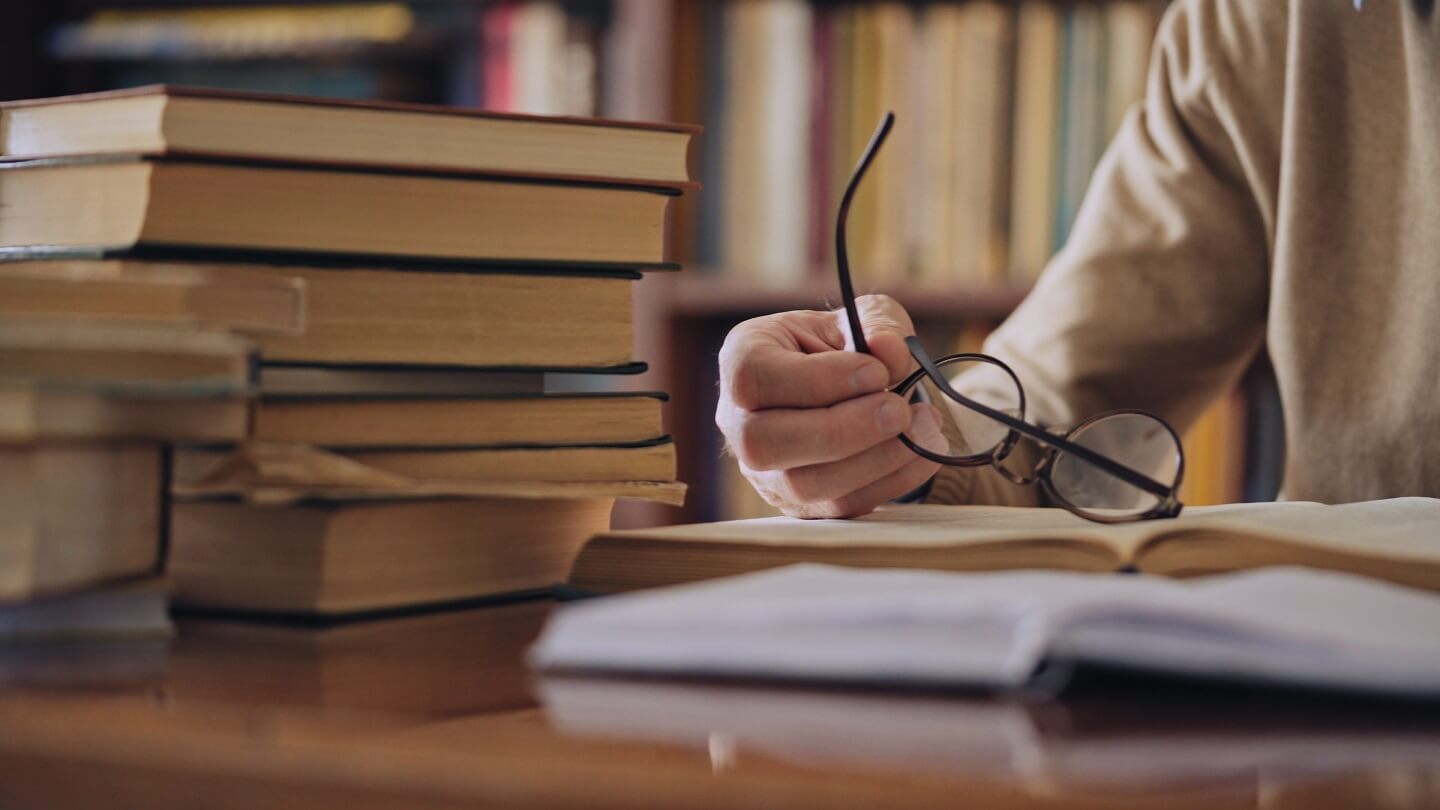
[4,0,1280,528]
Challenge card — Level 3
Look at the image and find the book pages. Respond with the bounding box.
[532,563,1440,698]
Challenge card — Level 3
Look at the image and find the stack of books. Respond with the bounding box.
[0,85,697,620]
[0,260,303,644]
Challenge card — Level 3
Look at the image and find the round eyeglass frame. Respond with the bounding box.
[891,353,1186,524]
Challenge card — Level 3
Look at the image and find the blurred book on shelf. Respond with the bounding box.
[696,0,1163,286]
[50,4,419,61]
[478,2,602,117]
[1179,389,1248,508]
[46,3,440,100]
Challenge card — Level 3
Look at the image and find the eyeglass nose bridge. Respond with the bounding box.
[891,350,1032,472]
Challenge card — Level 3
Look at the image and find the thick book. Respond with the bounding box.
[531,563,1440,700]
[0,85,698,188]
[173,438,676,488]
[253,264,635,367]
[0,260,303,335]
[0,444,163,602]
[3,259,636,368]
[0,158,673,268]
[168,497,614,615]
[252,392,666,448]
[567,499,1440,595]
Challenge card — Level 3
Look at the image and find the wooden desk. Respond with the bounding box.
[0,597,1437,810]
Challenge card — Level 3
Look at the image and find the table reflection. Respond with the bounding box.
[539,674,1440,806]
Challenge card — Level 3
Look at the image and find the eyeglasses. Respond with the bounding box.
[836,112,1185,523]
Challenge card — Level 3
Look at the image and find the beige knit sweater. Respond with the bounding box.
[930,0,1440,507]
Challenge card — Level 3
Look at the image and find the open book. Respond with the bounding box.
[567,498,1440,594]
[531,564,1440,699]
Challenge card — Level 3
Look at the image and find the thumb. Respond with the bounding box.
[836,294,917,385]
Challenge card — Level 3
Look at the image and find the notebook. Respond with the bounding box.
[531,564,1440,699]
[567,499,1440,594]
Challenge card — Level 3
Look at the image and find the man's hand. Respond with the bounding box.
[716,294,946,518]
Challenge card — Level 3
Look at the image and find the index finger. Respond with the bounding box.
[721,334,891,411]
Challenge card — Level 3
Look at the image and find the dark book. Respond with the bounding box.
[257,367,543,397]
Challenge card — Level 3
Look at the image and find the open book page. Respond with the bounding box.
[1142,497,1440,560]
[584,499,1440,588]
[530,564,1440,698]
[1134,498,1440,587]
[534,564,1082,687]
[600,503,1148,549]
[581,505,1158,584]
[1050,566,1440,697]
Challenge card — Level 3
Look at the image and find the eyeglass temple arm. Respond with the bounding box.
[836,112,895,357]
[905,337,1174,499]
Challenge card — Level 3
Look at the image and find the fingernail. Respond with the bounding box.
[850,361,889,395]
[875,397,908,434]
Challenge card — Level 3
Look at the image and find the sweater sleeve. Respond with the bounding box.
[927,0,1281,506]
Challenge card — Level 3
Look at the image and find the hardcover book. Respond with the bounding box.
[0,85,698,188]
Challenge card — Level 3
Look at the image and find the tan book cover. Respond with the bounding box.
[169,497,615,614]
[0,260,303,335]
[0,444,164,602]
[0,159,673,268]
[1,85,697,188]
